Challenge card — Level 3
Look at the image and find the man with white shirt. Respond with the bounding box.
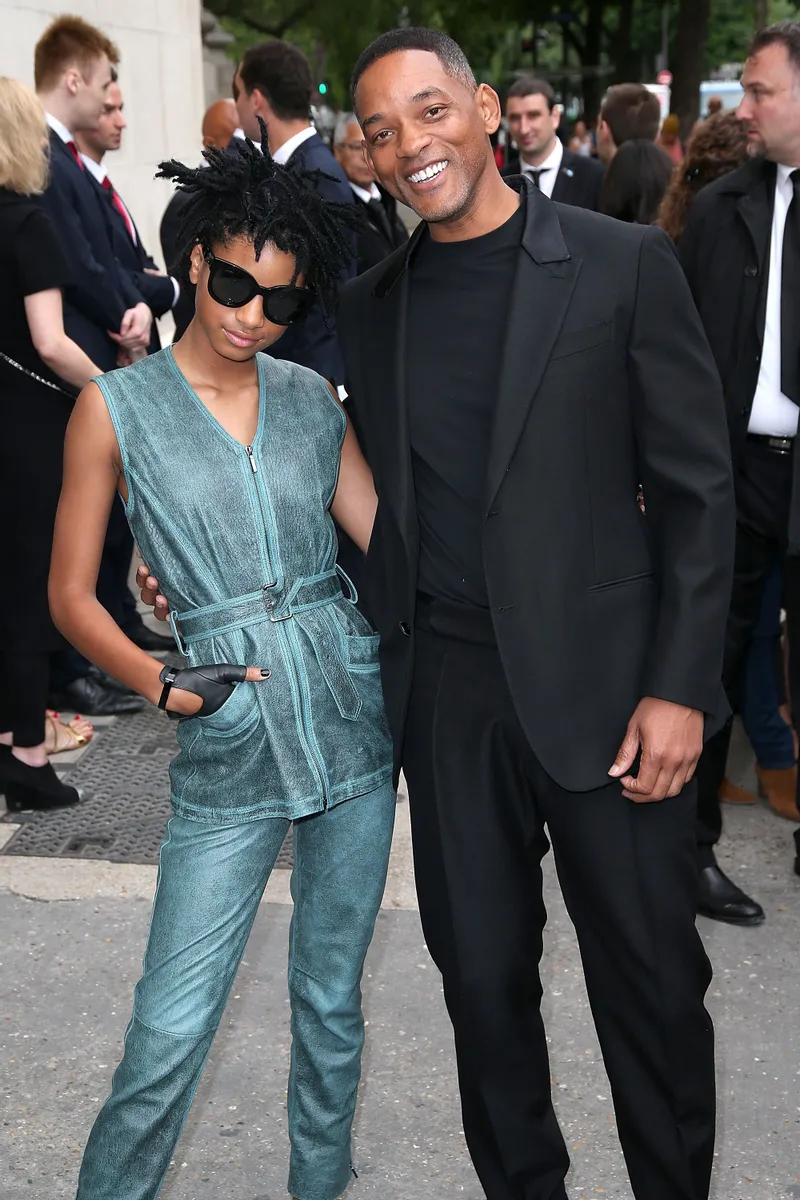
[234,39,356,382]
[333,111,409,273]
[500,77,604,210]
[680,20,800,923]
[74,72,180,356]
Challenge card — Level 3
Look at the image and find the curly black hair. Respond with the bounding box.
[156,121,360,318]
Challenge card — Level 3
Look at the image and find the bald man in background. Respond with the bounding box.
[202,97,239,150]
[159,97,241,339]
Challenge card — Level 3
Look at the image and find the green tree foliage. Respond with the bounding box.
[207,0,800,116]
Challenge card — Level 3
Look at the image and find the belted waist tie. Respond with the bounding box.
[169,567,366,721]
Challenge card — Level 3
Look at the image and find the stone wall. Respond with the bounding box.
[0,0,205,270]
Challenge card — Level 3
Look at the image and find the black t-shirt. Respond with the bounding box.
[407,201,524,607]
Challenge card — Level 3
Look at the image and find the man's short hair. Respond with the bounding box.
[506,76,556,111]
[600,83,661,148]
[239,40,313,122]
[34,15,119,91]
[334,111,360,145]
[351,27,476,101]
[748,19,800,73]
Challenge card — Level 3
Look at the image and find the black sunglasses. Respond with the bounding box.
[202,251,314,326]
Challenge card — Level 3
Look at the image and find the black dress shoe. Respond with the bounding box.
[49,673,146,717]
[86,664,140,698]
[126,622,175,652]
[698,864,765,926]
[1,755,80,812]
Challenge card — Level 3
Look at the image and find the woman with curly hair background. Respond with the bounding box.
[657,111,749,243]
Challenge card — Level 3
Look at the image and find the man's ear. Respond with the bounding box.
[64,67,81,97]
[476,83,502,137]
[552,104,562,133]
[188,243,204,285]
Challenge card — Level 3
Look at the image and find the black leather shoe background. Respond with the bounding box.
[49,674,146,717]
[697,863,765,926]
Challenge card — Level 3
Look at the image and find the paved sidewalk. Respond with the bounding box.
[1,718,799,1199]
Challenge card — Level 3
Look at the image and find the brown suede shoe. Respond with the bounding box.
[719,777,756,805]
[755,765,800,822]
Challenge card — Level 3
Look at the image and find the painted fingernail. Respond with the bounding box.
[261,668,271,678]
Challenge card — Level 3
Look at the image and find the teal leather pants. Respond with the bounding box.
[75,782,396,1200]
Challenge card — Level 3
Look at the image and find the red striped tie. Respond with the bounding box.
[66,140,85,170]
[102,176,136,243]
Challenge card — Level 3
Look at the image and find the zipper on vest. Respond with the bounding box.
[246,444,277,606]
[245,444,329,810]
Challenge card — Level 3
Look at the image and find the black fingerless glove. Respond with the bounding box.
[158,663,265,720]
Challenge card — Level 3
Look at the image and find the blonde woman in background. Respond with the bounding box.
[0,78,98,811]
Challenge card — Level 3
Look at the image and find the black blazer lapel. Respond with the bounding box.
[487,179,581,507]
[370,225,426,552]
[734,160,775,343]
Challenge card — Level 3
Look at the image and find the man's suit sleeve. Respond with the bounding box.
[127,269,174,318]
[39,182,130,331]
[628,226,735,715]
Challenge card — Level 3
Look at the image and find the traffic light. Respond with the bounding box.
[318,82,328,95]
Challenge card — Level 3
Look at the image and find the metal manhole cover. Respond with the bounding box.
[2,703,293,868]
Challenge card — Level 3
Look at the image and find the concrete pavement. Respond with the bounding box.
[1,719,799,1199]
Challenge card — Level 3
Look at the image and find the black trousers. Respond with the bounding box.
[402,598,715,1200]
[695,441,800,865]
[0,650,49,746]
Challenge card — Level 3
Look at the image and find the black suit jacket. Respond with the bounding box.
[38,131,144,370]
[338,179,734,790]
[351,185,409,274]
[501,147,605,211]
[268,132,357,384]
[89,171,174,353]
[678,158,776,470]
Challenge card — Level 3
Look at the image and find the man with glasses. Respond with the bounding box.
[334,111,409,273]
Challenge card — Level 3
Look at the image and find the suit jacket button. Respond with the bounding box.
[745,265,758,276]
[399,621,411,637]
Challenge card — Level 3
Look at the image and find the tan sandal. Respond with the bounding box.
[45,710,94,755]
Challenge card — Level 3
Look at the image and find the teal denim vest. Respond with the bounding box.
[96,347,392,822]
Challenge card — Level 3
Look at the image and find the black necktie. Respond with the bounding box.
[529,168,550,190]
[367,196,391,241]
[780,169,800,406]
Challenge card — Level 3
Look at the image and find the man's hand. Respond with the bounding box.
[136,563,170,621]
[609,697,703,802]
[110,302,152,351]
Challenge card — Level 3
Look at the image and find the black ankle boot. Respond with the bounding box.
[2,755,80,813]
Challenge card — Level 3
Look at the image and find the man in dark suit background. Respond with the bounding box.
[34,14,150,716]
[501,76,604,209]
[343,27,734,1200]
[234,40,357,384]
[75,73,180,357]
[74,73,179,656]
[679,20,800,924]
[333,111,409,273]
[596,81,662,164]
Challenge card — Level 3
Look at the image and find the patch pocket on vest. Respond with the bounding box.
[297,609,363,722]
[197,683,261,738]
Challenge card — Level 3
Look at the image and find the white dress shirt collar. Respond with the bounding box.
[349,180,381,204]
[272,125,316,166]
[80,154,107,183]
[520,137,563,200]
[45,112,73,145]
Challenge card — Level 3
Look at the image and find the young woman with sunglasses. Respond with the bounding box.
[49,132,395,1200]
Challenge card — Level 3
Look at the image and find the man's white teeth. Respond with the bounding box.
[409,160,448,184]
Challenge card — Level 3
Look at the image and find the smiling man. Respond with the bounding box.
[339,25,734,1200]
[501,75,604,209]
